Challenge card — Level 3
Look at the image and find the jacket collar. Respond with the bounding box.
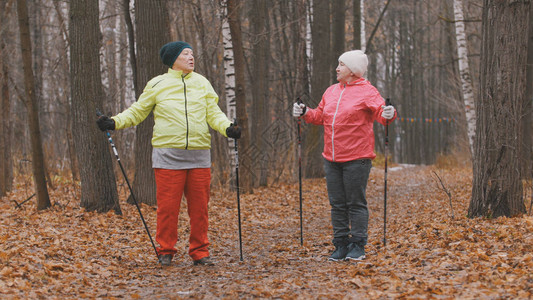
[339,77,366,89]
[345,77,366,86]
[168,68,193,79]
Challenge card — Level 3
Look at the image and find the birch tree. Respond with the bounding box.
[453,0,475,155]
[226,0,252,193]
[221,0,237,171]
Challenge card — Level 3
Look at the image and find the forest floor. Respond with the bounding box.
[1,164,532,299]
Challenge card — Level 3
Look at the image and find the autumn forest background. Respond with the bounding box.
[0,0,532,298]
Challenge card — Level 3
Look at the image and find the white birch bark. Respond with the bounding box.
[361,0,366,51]
[221,0,237,165]
[453,0,476,154]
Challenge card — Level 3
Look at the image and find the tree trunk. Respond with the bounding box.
[16,0,50,210]
[353,0,361,49]
[453,0,476,155]
[0,36,12,197]
[30,0,55,190]
[126,0,169,206]
[523,1,533,181]
[52,0,78,181]
[250,0,269,187]
[332,0,345,81]
[469,0,529,218]
[69,0,121,214]
[365,0,390,53]
[227,0,253,193]
[123,0,138,94]
[305,0,330,178]
[102,1,118,112]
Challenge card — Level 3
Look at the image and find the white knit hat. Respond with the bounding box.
[338,50,368,78]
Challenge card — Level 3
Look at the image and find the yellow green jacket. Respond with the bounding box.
[112,69,231,149]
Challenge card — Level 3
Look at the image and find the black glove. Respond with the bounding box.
[96,115,115,131]
[226,123,241,139]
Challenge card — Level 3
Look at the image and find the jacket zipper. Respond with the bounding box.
[182,75,189,149]
[331,85,345,162]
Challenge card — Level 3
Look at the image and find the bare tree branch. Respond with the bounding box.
[432,170,454,220]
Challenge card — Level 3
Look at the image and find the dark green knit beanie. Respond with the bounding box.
[159,41,192,68]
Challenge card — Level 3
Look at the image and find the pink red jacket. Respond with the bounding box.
[304,78,396,162]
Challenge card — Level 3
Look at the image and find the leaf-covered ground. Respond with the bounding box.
[1,165,532,299]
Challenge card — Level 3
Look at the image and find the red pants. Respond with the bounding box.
[154,168,211,261]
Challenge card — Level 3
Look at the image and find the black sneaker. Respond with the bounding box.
[328,244,350,261]
[193,256,215,266]
[345,243,365,261]
[159,254,172,266]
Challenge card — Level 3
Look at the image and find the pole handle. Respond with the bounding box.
[384,98,392,128]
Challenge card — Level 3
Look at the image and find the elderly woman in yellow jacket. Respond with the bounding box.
[97,41,240,267]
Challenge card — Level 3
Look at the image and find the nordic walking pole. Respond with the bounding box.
[383,98,391,247]
[233,118,244,261]
[296,98,304,246]
[96,110,160,262]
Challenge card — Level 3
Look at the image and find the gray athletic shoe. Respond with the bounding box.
[345,243,365,261]
[328,244,350,261]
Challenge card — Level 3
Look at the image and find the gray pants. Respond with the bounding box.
[324,158,372,246]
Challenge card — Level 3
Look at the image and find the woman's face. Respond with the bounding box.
[336,61,358,84]
[172,48,195,73]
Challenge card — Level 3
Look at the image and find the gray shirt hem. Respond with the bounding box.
[152,148,211,169]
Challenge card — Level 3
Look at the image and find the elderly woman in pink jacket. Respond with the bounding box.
[293,50,396,261]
